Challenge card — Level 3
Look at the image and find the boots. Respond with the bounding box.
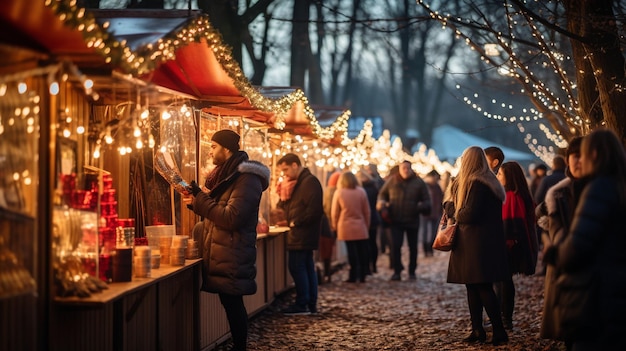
[490,317,509,346]
[462,328,486,343]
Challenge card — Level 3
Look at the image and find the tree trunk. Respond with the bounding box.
[198,0,243,64]
[290,0,310,89]
[566,0,626,141]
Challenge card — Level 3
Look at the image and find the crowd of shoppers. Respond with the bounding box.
[204,125,626,351]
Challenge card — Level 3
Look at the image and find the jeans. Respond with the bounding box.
[219,293,248,351]
[391,224,419,275]
[288,250,318,309]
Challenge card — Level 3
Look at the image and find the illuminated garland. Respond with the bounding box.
[414,2,594,144]
[44,0,347,140]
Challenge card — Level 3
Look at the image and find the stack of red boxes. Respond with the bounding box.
[96,173,117,283]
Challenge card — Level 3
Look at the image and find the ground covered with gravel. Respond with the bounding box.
[216,248,566,351]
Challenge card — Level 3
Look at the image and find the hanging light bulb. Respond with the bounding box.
[63,128,71,138]
[93,145,101,159]
[136,139,143,149]
[49,81,60,95]
[133,126,141,137]
[148,134,155,148]
[141,109,149,119]
[76,126,85,134]
[161,110,171,120]
[18,82,27,94]
[104,127,113,144]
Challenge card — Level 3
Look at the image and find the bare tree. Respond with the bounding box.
[417,0,626,142]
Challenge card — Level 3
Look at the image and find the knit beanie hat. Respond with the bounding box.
[211,129,240,152]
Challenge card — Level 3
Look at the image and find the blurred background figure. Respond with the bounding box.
[331,171,371,283]
[555,128,626,350]
[379,165,399,266]
[377,160,431,281]
[421,170,444,257]
[496,161,538,330]
[529,163,548,200]
[534,155,567,205]
[321,171,341,283]
[358,168,381,274]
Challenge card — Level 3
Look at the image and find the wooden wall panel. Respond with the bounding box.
[120,285,157,351]
[0,295,37,351]
[158,267,196,351]
[49,303,114,351]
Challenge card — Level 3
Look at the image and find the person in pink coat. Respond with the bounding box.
[331,171,371,283]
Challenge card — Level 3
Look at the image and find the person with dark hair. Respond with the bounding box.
[358,168,380,274]
[496,161,538,330]
[554,128,626,349]
[443,146,509,346]
[186,129,270,351]
[529,164,548,197]
[484,146,505,174]
[534,155,567,204]
[536,136,585,347]
[276,153,324,315]
[321,171,341,282]
[379,165,399,258]
[422,170,444,257]
[377,160,431,281]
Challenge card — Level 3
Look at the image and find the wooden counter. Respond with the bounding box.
[50,259,202,351]
[54,259,202,306]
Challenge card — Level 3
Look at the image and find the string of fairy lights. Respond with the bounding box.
[415,0,607,163]
[24,0,579,179]
[44,0,340,137]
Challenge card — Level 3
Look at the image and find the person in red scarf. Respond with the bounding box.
[496,161,538,330]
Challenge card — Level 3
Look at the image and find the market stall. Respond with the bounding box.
[0,2,351,350]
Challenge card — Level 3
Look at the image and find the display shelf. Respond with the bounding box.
[54,258,201,306]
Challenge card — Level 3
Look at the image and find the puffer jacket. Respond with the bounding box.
[377,172,431,228]
[556,176,626,347]
[279,168,323,250]
[192,160,270,295]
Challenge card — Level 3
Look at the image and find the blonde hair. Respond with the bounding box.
[453,146,494,218]
[338,171,359,189]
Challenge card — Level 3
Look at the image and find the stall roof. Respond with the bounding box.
[0,1,351,141]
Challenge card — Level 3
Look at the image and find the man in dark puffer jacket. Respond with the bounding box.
[187,129,270,351]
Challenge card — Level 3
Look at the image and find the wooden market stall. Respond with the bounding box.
[0,2,355,351]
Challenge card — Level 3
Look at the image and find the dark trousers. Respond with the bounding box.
[219,293,248,351]
[288,250,318,309]
[345,239,369,281]
[421,217,439,256]
[495,278,515,321]
[466,283,506,335]
[391,225,419,275]
[367,226,379,273]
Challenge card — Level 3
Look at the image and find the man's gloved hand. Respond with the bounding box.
[187,180,202,196]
